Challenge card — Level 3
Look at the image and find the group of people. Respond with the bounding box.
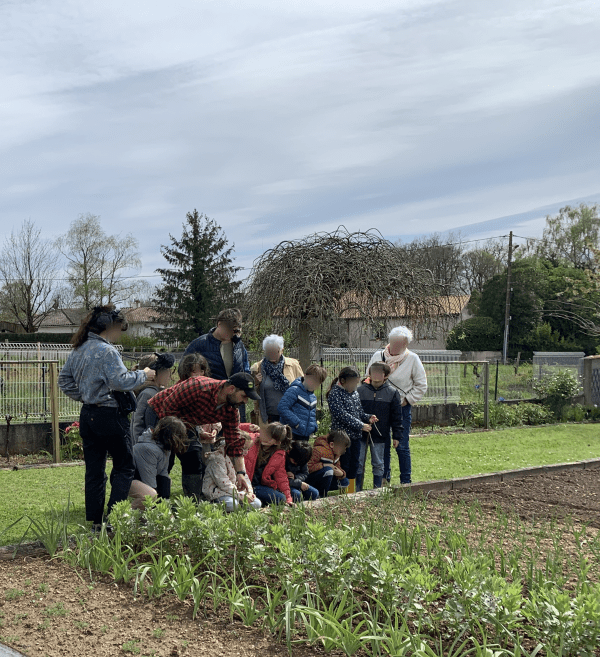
[58,305,427,530]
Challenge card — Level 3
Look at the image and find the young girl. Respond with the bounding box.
[130,416,188,509]
[244,422,294,506]
[202,432,262,511]
[326,367,377,484]
[177,353,211,381]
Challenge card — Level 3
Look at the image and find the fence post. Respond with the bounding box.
[49,362,61,464]
[483,361,490,430]
[583,357,592,405]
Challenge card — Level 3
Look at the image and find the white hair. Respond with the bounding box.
[389,326,413,343]
[262,334,284,351]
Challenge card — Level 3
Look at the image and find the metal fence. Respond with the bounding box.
[317,347,463,405]
[0,359,80,423]
[532,351,585,380]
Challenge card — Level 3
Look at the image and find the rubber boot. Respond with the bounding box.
[347,478,356,494]
[373,475,383,489]
[181,474,204,503]
[355,474,364,492]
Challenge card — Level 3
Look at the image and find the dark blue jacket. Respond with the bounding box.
[285,456,309,490]
[327,384,371,442]
[184,328,250,381]
[277,378,318,438]
[357,381,403,444]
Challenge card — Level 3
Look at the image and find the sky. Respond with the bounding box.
[1,0,599,284]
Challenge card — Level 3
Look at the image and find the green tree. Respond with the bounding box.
[532,203,600,270]
[478,257,549,350]
[445,316,501,351]
[154,210,241,344]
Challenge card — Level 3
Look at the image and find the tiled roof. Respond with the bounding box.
[336,294,471,319]
[38,306,165,328]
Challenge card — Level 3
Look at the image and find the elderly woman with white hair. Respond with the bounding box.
[366,326,427,484]
[251,334,304,424]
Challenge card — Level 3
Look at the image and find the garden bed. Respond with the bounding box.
[2,467,600,656]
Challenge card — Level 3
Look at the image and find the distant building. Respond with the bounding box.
[37,304,173,341]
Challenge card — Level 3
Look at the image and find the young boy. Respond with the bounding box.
[277,364,328,441]
[357,362,403,490]
[286,441,319,502]
[305,430,351,497]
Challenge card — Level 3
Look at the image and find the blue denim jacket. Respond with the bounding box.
[58,333,146,407]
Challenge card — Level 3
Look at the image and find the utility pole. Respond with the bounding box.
[502,231,513,365]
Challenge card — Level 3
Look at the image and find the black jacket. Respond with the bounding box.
[357,381,403,444]
[285,456,309,490]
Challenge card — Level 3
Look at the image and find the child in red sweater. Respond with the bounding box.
[243,422,294,506]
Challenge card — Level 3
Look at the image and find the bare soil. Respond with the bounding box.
[1,468,599,657]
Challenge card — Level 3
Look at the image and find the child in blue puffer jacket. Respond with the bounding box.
[277,364,328,440]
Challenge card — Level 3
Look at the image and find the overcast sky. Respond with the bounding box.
[1,0,599,282]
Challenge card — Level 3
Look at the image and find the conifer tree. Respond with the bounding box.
[154,210,241,344]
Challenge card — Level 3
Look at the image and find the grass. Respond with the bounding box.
[0,424,598,546]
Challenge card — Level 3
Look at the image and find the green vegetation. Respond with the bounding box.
[1,424,598,546]
[53,492,600,655]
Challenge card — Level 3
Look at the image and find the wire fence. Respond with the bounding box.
[0,360,80,423]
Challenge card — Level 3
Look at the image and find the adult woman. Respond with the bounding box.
[366,326,427,484]
[250,334,303,424]
[58,304,156,529]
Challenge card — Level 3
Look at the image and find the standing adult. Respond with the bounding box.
[148,372,260,499]
[58,305,156,530]
[365,326,427,484]
[250,334,303,424]
[183,308,251,420]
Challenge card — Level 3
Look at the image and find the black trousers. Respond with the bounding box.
[168,430,204,476]
[80,405,135,524]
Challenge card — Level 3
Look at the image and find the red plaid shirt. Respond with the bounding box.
[148,377,243,457]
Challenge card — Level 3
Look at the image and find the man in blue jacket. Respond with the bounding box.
[183,308,252,420]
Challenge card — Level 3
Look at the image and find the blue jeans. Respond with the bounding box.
[290,485,319,502]
[253,485,287,505]
[305,467,349,497]
[356,439,386,490]
[384,403,412,484]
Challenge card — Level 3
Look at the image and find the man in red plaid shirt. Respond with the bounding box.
[149,372,259,496]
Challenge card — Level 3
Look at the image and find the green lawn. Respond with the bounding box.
[1,424,598,546]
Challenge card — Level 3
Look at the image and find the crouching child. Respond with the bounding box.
[286,441,319,502]
[305,431,351,497]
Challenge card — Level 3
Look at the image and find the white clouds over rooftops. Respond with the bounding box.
[0,0,599,277]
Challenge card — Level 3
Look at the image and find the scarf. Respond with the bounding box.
[382,344,410,372]
[261,356,290,393]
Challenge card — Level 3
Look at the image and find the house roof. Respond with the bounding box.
[38,306,164,329]
[336,294,471,319]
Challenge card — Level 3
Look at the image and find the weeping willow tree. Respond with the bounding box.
[245,228,451,369]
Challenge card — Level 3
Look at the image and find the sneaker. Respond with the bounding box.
[91,522,113,534]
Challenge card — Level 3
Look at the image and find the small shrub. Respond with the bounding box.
[60,422,83,461]
[518,403,555,425]
[533,370,582,418]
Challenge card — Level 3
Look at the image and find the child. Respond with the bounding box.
[326,367,377,484]
[356,362,403,491]
[278,364,328,440]
[244,422,294,506]
[202,432,262,511]
[306,430,351,497]
[130,416,188,509]
[286,441,319,502]
[177,353,211,381]
[131,352,175,444]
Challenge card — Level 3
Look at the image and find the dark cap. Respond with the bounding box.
[228,372,260,400]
